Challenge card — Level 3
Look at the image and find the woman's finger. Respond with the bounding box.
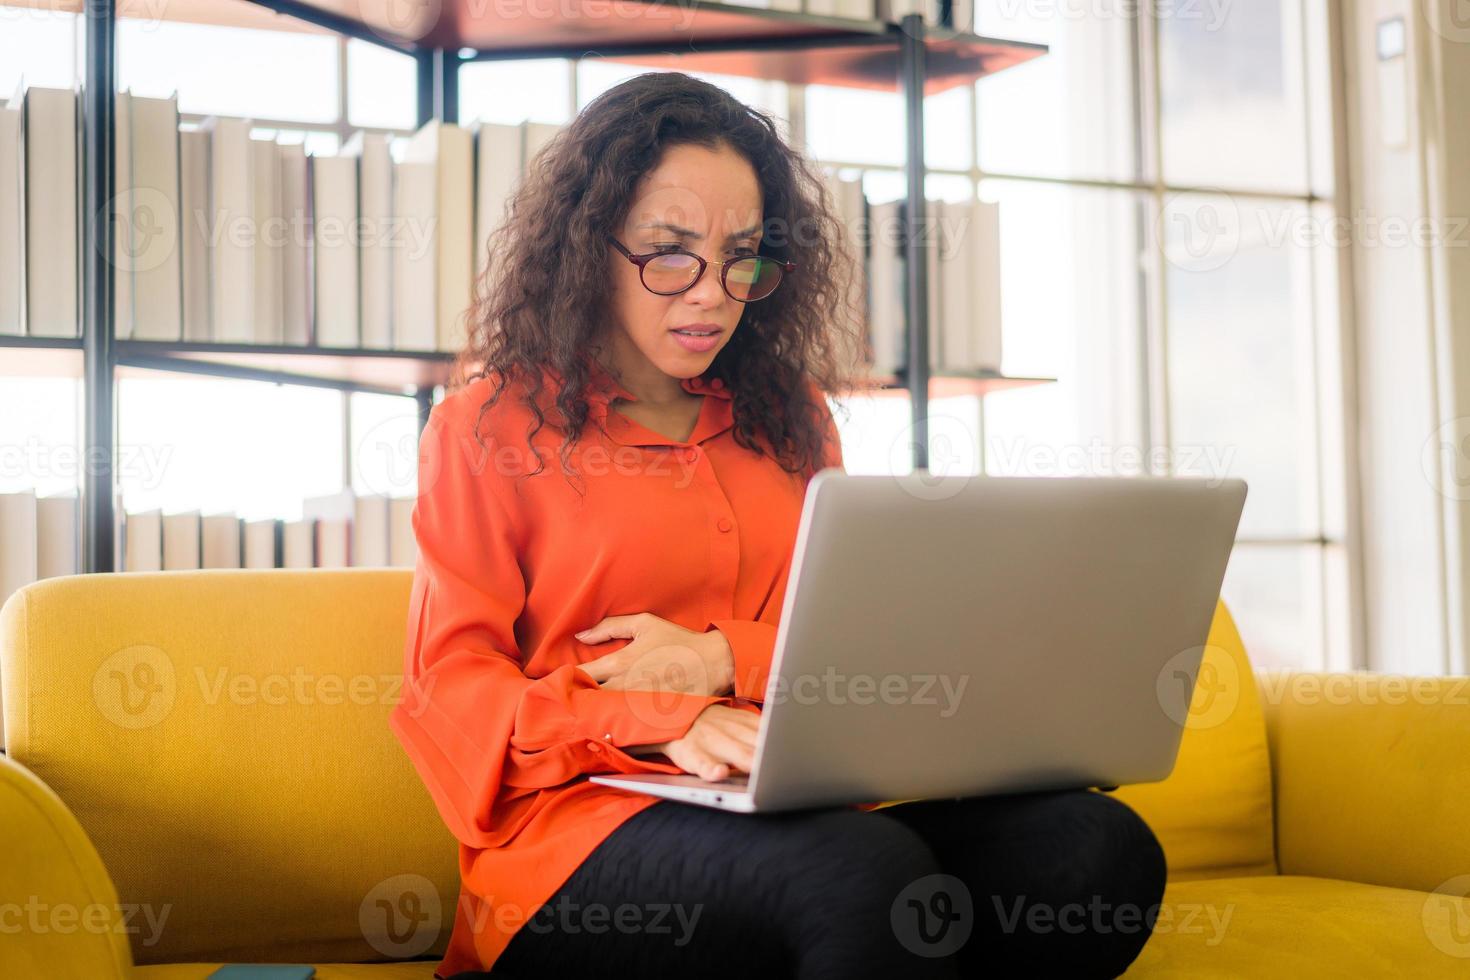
[673,742,728,782]
[705,706,760,742]
[700,725,756,773]
[577,653,628,684]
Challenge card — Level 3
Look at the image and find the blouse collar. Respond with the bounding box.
[582,356,734,406]
[537,355,735,447]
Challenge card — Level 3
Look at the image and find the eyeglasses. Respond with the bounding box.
[608,237,794,303]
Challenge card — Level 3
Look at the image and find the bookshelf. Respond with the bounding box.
[6,0,1049,573]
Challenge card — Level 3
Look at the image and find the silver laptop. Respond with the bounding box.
[590,471,1248,813]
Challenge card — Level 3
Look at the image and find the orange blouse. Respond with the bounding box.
[388,355,844,977]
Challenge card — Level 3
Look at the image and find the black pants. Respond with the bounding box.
[475,789,1166,980]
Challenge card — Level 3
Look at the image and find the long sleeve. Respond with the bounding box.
[707,382,846,702]
[389,402,730,850]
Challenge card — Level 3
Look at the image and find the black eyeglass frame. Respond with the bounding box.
[607,236,796,303]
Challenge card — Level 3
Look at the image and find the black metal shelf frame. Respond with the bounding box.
[71,0,1044,573]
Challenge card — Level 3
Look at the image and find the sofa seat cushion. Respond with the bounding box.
[1127,875,1470,977]
[1,570,460,966]
[134,962,441,979]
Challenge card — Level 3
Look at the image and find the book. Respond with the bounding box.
[278,142,311,346]
[129,93,184,341]
[473,121,522,288]
[521,120,562,171]
[867,199,904,375]
[281,519,314,569]
[938,198,1002,373]
[921,198,942,371]
[201,513,242,569]
[390,159,437,351]
[969,199,1003,372]
[342,131,393,349]
[252,136,284,344]
[0,490,38,607]
[36,492,79,579]
[114,90,134,338]
[0,91,22,336]
[353,493,391,567]
[403,119,474,352]
[22,85,80,338]
[824,171,869,377]
[310,153,361,347]
[202,116,254,343]
[123,507,163,572]
[179,128,212,341]
[316,520,350,568]
[162,510,202,570]
[302,490,354,568]
[388,496,416,568]
[243,518,281,569]
[0,489,37,746]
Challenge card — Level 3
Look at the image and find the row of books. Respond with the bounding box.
[119,490,419,573]
[780,0,982,26]
[3,97,996,374]
[0,82,563,352]
[825,171,1004,378]
[0,488,419,612]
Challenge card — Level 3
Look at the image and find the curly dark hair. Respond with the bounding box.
[450,70,865,494]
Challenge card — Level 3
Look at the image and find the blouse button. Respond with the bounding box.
[709,378,724,390]
[684,447,699,463]
[588,741,603,753]
[717,518,733,533]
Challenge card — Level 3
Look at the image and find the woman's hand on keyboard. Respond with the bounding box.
[637,704,758,782]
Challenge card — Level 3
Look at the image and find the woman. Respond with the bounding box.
[388,71,1166,979]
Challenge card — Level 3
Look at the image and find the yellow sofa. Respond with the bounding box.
[2,569,1467,978]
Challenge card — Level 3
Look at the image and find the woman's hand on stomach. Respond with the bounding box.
[575,613,735,697]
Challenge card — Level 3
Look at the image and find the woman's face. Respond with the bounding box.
[605,142,764,384]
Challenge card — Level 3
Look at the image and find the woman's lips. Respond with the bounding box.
[670,327,723,353]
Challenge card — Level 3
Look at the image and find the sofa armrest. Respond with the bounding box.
[0,752,134,978]
[1261,670,1470,893]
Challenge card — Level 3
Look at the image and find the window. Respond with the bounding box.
[975,3,1345,671]
[0,6,78,92]
[116,378,346,521]
[119,20,340,122]
[347,39,417,131]
[462,58,571,125]
[802,4,1349,671]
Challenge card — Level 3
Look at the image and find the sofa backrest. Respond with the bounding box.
[0,569,460,966]
[1112,599,1277,880]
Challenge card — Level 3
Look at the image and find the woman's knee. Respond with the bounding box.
[973,789,1167,978]
[769,810,961,979]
